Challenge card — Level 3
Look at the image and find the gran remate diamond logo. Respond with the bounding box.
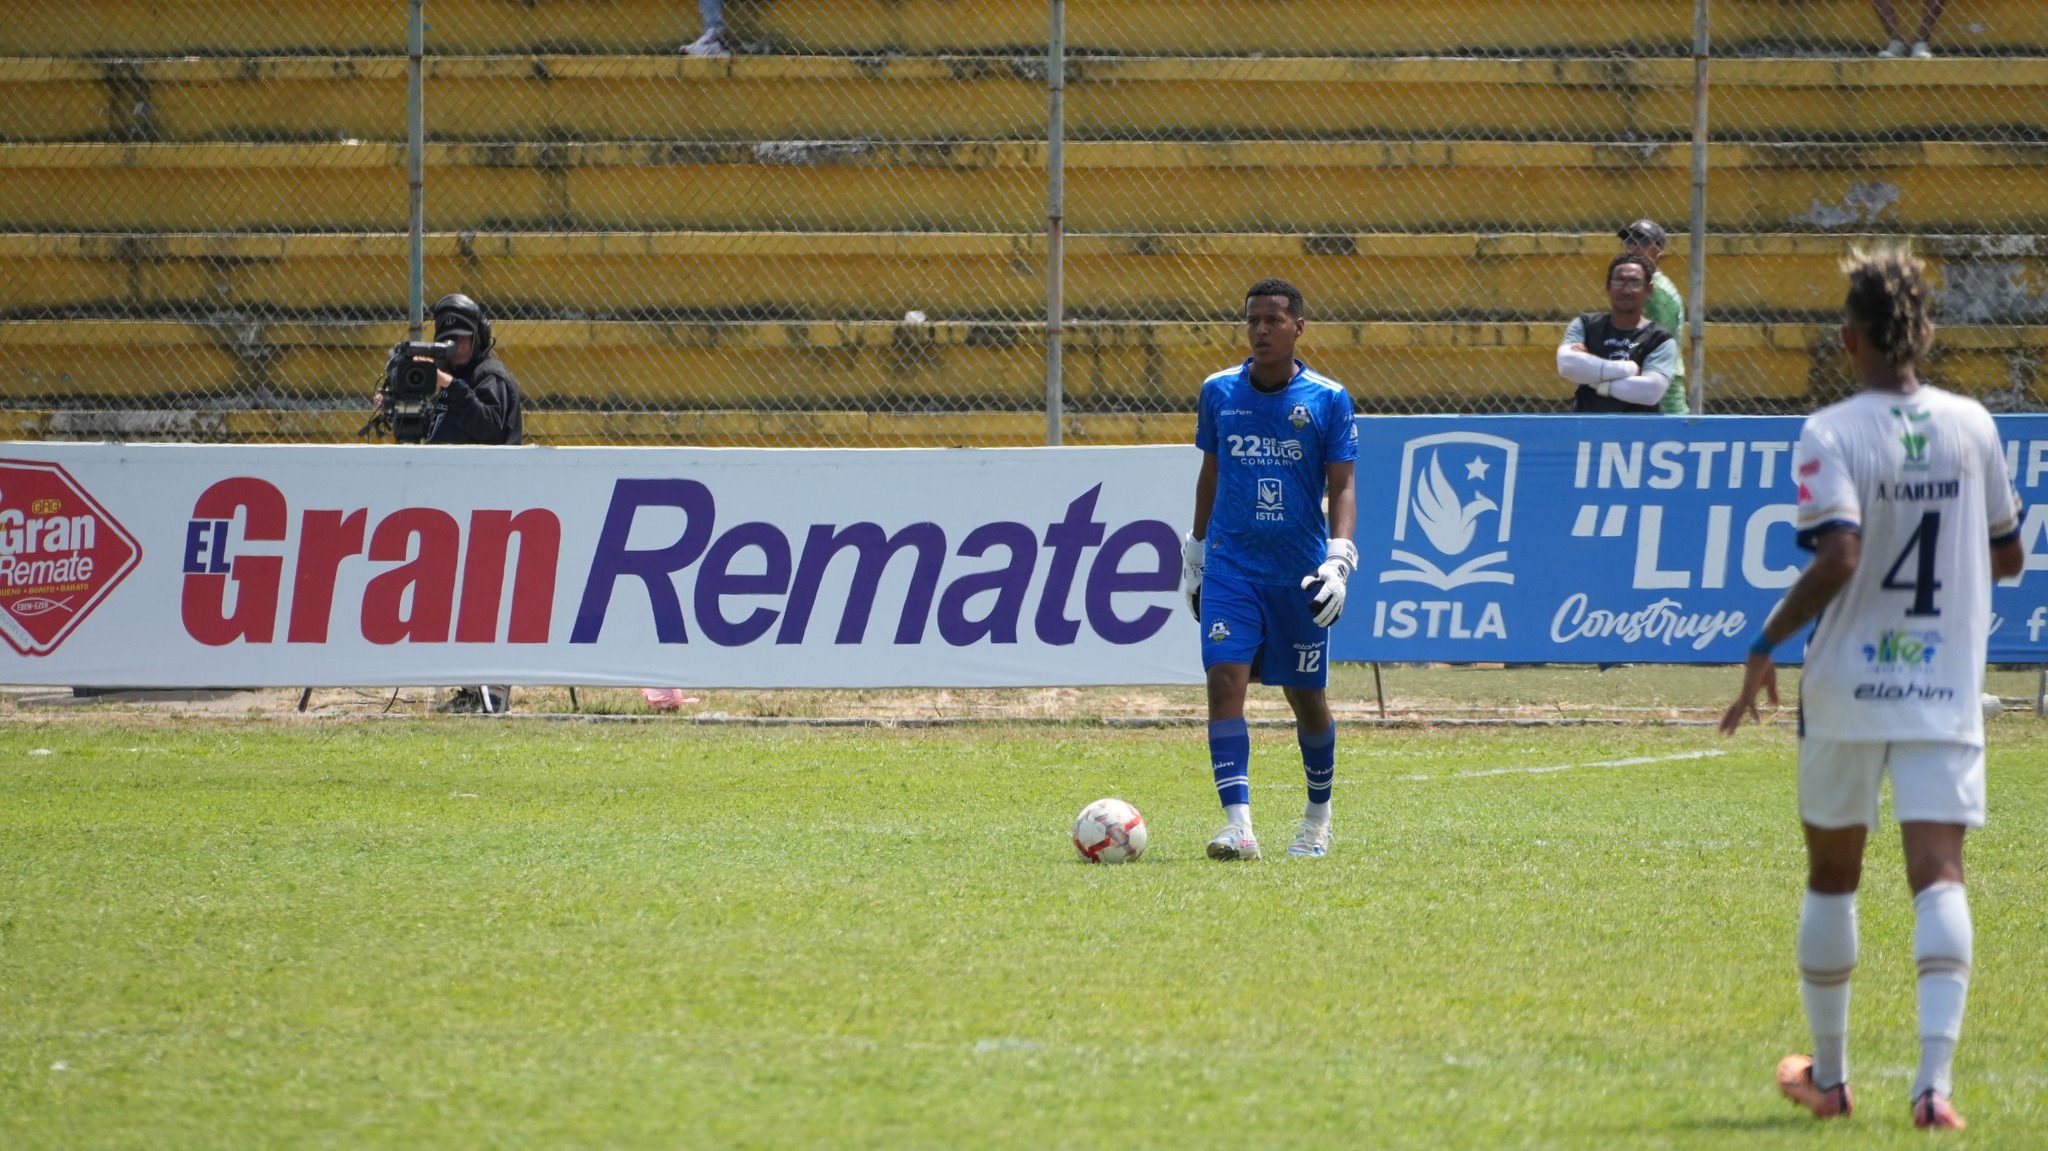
[0,460,140,656]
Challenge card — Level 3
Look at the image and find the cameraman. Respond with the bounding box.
[374,295,525,714]
[376,294,525,445]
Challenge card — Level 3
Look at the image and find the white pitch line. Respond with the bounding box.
[1400,748,1725,782]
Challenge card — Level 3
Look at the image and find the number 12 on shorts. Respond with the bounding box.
[1297,648,1323,673]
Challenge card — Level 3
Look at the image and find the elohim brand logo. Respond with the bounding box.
[0,460,141,656]
[1382,433,1518,589]
[1256,477,1284,517]
[1854,682,1955,702]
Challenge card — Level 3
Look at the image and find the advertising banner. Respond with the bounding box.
[0,444,1206,688]
[1336,415,2048,665]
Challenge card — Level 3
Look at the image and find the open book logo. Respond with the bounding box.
[1381,433,1517,589]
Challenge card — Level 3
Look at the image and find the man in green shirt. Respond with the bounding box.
[1619,219,1691,413]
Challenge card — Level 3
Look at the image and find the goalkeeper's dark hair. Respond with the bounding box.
[1245,278,1305,318]
[1841,246,1934,367]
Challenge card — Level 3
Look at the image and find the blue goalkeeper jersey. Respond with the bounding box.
[1195,358,1359,586]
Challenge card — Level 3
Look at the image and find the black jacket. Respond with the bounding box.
[426,354,524,445]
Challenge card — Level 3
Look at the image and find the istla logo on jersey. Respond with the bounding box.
[1255,477,1284,520]
[1287,402,1311,430]
[1381,433,1518,589]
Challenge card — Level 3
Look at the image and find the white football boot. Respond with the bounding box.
[1286,819,1332,859]
[1206,824,1261,862]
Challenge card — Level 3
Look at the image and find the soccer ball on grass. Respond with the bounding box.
[1072,798,1148,864]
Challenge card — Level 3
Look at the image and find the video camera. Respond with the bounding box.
[366,339,457,443]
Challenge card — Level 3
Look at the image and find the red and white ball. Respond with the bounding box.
[1072,798,1148,864]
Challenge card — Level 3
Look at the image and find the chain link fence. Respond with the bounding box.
[2,1,2042,445]
[1707,3,2048,414]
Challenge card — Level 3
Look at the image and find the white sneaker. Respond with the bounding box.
[1206,824,1261,862]
[681,29,728,57]
[1878,39,1906,58]
[1286,819,1332,858]
[1909,41,1934,58]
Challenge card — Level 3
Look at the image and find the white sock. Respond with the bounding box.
[1302,800,1330,826]
[1798,889,1858,1088]
[1912,881,1972,1100]
[1224,803,1252,834]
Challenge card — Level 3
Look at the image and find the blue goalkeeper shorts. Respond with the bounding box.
[1199,569,1329,689]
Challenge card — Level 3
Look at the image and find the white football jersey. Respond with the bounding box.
[1793,386,2021,745]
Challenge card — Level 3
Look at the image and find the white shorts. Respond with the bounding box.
[1797,738,1986,830]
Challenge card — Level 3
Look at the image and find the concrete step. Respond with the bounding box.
[6,318,2042,410]
[8,55,2046,143]
[4,139,2044,233]
[8,231,2047,324]
[17,1,2045,57]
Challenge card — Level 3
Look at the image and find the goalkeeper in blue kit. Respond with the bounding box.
[1181,279,1359,861]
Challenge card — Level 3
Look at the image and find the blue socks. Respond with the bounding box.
[1298,722,1336,807]
[1213,718,1339,827]
[1208,718,1251,809]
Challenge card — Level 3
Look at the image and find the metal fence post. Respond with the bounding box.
[1045,0,1066,446]
[1687,0,1709,413]
[407,0,426,341]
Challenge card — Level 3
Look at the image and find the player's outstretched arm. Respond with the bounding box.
[1301,462,1359,628]
[1719,528,1860,733]
[1184,452,1219,620]
[1992,538,2024,581]
[1192,451,1218,536]
[1325,460,1356,544]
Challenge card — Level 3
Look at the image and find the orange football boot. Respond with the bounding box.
[1776,1055,1853,1119]
[1912,1090,1965,1131]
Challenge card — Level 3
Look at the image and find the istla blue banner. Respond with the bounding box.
[1332,414,2048,665]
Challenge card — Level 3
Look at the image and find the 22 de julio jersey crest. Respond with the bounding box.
[0,460,141,656]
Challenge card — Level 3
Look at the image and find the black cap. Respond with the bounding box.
[1618,219,1668,246]
[433,309,479,338]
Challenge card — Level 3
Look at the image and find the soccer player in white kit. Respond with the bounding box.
[1720,249,2025,1130]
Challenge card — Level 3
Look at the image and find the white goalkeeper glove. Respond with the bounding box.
[1301,538,1358,628]
[1180,531,1206,621]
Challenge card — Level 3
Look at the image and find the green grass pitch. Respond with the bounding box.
[2,718,2044,1148]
